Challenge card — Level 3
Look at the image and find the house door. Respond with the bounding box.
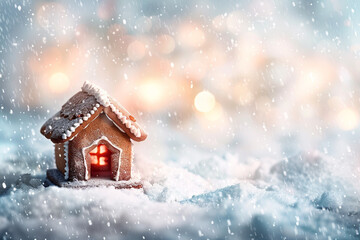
[89,144,112,178]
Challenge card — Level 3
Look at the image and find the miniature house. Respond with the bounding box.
[40,81,147,182]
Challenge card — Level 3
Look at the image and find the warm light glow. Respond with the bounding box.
[48,72,70,94]
[236,33,263,75]
[184,56,207,80]
[90,155,98,165]
[156,34,175,54]
[337,108,359,131]
[178,23,205,48]
[99,157,106,166]
[127,40,146,61]
[194,91,216,113]
[234,82,254,106]
[204,103,224,121]
[302,70,326,91]
[138,80,166,108]
[297,59,334,98]
[99,145,107,154]
[226,11,243,34]
[212,15,226,30]
[90,144,111,166]
[90,147,98,154]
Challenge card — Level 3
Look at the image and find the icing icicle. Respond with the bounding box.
[81,81,142,138]
[59,81,143,141]
[64,142,69,180]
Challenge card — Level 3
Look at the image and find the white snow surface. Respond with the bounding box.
[0,119,360,240]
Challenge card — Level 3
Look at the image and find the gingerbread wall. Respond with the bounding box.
[67,113,133,181]
[54,143,65,174]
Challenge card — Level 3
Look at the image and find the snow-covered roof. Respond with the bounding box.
[40,81,147,143]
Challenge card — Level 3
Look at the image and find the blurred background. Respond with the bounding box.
[3,1,360,238]
[1,0,360,178]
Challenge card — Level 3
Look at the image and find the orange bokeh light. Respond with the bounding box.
[177,23,205,48]
[48,72,70,94]
[137,78,167,110]
[127,40,146,61]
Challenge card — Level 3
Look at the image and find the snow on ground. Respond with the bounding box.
[1,119,360,240]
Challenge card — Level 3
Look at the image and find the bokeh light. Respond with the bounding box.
[177,23,205,48]
[337,108,359,131]
[137,79,166,110]
[194,91,216,113]
[203,103,224,121]
[233,82,254,106]
[48,72,70,94]
[156,34,176,55]
[127,40,146,61]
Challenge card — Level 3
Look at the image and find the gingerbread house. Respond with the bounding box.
[40,81,147,183]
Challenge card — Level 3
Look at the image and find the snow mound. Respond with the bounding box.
[181,184,242,207]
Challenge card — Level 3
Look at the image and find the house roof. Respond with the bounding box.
[40,81,148,143]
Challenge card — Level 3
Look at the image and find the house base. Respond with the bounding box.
[46,169,142,189]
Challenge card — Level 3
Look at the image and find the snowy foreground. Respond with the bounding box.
[0,117,360,240]
[1,147,360,239]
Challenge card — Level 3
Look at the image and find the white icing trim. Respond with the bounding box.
[105,111,140,138]
[104,113,126,134]
[61,114,90,141]
[83,149,89,180]
[59,81,144,141]
[81,136,123,181]
[82,81,111,107]
[68,114,101,142]
[81,81,142,138]
[66,130,71,137]
[64,142,69,180]
[131,142,134,177]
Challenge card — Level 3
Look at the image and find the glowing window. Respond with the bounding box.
[90,144,111,166]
